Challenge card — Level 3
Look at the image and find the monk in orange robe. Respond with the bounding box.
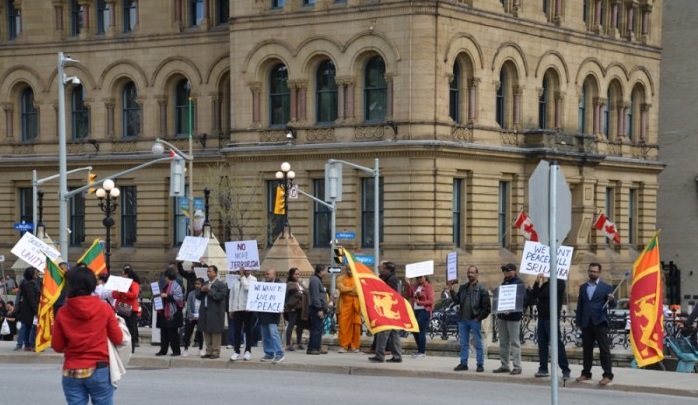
[337,267,361,353]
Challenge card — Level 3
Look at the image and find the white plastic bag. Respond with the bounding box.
[0,319,9,335]
[108,315,132,388]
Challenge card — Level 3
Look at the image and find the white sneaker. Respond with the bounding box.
[226,345,233,349]
[338,347,348,353]
[182,349,189,358]
[199,349,205,357]
[243,351,252,361]
[229,353,240,361]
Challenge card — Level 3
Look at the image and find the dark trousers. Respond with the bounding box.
[285,311,304,346]
[308,307,323,350]
[182,319,203,350]
[233,311,254,354]
[159,326,181,355]
[124,313,139,353]
[412,309,430,354]
[581,324,613,379]
[537,318,570,372]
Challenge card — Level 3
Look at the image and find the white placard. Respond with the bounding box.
[194,267,209,279]
[153,297,164,311]
[10,232,61,272]
[446,252,458,281]
[176,236,209,262]
[405,260,434,278]
[245,282,287,313]
[225,240,260,270]
[518,241,573,280]
[495,284,521,312]
[103,275,133,293]
[150,282,161,296]
[226,274,240,289]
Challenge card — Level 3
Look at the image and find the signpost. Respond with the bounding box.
[335,231,355,240]
[13,222,34,232]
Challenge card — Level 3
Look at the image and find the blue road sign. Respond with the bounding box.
[336,231,356,240]
[354,255,375,265]
[13,222,34,232]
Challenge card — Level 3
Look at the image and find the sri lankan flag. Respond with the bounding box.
[35,257,65,353]
[343,249,418,334]
[78,238,107,275]
[629,231,664,367]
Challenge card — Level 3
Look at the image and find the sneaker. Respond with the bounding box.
[350,349,361,353]
[226,345,233,349]
[287,345,296,352]
[272,355,285,364]
[417,353,426,358]
[260,354,274,362]
[535,370,550,378]
[243,351,252,361]
[510,368,522,375]
[297,344,306,350]
[13,346,22,351]
[575,375,591,382]
[476,365,484,372]
[199,349,205,357]
[338,347,348,353]
[492,367,510,373]
[306,350,321,355]
[454,363,468,371]
[229,353,240,361]
[182,349,189,358]
[599,377,613,386]
[386,357,402,363]
[319,347,328,354]
[562,370,571,381]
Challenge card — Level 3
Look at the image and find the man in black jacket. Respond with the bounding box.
[493,263,526,375]
[450,265,490,372]
[531,273,571,380]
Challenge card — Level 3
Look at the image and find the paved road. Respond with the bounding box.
[1,364,689,405]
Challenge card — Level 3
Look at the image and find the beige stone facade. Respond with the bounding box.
[0,1,663,299]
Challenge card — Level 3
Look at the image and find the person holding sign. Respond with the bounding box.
[337,266,361,353]
[493,263,527,375]
[284,268,308,351]
[229,268,257,361]
[531,273,571,380]
[155,269,184,357]
[257,269,285,364]
[197,265,227,359]
[405,275,434,358]
[112,265,141,353]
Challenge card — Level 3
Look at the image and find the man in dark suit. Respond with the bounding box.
[575,262,615,386]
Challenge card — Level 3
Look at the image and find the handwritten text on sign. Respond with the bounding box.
[11,232,61,272]
[518,241,573,280]
[246,282,286,313]
[224,240,260,270]
[176,236,209,262]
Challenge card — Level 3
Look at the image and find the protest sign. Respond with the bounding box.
[518,241,573,280]
[151,282,161,296]
[446,252,458,281]
[11,232,61,272]
[405,260,434,278]
[176,236,209,262]
[246,282,286,313]
[493,284,525,314]
[103,275,133,293]
[194,267,209,279]
[225,240,260,270]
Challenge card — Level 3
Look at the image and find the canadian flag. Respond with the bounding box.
[514,211,539,242]
[593,213,621,244]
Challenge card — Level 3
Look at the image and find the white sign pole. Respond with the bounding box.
[549,162,559,404]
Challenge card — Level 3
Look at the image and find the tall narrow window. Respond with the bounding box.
[602,89,610,138]
[361,177,384,248]
[579,83,587,133]
[190,0,204,26]
[498,181,509,248]
[97,0,110,34]
[539,76,548,129]
[628,189,637,245]
[21,88,38,142]
[71,85,89,140]
[18,187,33,231]
[70,0,83,36]
[69,188,86,246]
[453,179,463,247]
[304,0,315,5]
[313,179,331,247]
[123,0,137,32]
[627,93,634,140]
[175,79,193,136]
[7,0,20,40]
[121,186,137,247]
[449,62,461,123]
[267,181,283,247]
[269,64,290,127]
[122,82,140,138]
[364,57,387,122]
[496,70,506,127]
[217,0,230,24]
[272,0,286,9]
[316,60,338,124]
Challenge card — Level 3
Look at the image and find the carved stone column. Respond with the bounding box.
[593,97,606,135]
[78,0,91,33]
[554,92,564,129]
[513,85,523,128]
[174,0,182,30]
[3,104,13,138]
[640,103,650,142]
[468,77,480,123]
[156,96,167,137]
[52,0,65,32]
[345,79,356,122]
[385,73,394,119]
[249,82,261,127]
[336,78,346,122]
[212,94,221,134]
[617,102,628,139]
[104,98,115,138]
[108,1,116,28]
[296,80,308,122]
[288,80,298,123]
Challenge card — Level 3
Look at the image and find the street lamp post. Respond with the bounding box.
[96,179,120,274]
[152,138,194,236]
[275,162,295,229]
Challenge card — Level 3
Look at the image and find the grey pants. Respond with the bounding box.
[375,329,402,360]
[498,319,521,369]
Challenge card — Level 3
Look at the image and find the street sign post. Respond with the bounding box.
[354,255,375,266]
[327,266,342,274]
[335,231,356,240]
[13,222,34,232]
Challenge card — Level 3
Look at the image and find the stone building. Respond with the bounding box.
[0,1,663,299]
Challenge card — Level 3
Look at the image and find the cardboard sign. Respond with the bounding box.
[518,241,573,280]
[103,275,133,293]
[194,267,209,280]
[176,236,209,262]
[11,232,61,272]
[493,284,525,314]
[446,252,458,281]
[151,282,161,296]
[246,282,286,313]
[405,260,434,278]
[225,240,260,270]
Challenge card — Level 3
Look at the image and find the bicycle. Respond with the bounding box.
[137,299,152,328]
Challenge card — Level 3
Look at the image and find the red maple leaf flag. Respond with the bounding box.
[513,211,539,241]
[593,213,621,244]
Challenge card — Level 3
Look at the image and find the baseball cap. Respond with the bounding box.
[501,263,517,272]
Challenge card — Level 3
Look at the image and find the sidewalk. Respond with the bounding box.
[1,340,695,398]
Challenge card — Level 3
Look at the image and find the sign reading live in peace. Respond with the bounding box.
[224,240,260,270]
[246,282,286,313]
[11,232,61,272]
[518,240,573,280]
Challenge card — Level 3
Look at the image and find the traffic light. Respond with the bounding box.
[273,185,285,215]
[169,157,185,197]
[88,171,97,194]
[333,246,345,265]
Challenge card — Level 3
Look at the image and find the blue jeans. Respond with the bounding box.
[412,309,430,354]
[62,367,114,405]
[537,318,570,373]
[458,320,484,366]
[17,322,33,348]
[260,322,284,357]
[308,307,323,350]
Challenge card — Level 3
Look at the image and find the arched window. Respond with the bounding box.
[627,92,634,140]
[122,82,140,138]
[20,88,38,142]
[539,76,548,129]
[496,63,517,129]
[364,56,387,122]
[71,84,89,140]
[629,84,645,142]
[175,79,193,136]
[449,62,461,123]
[316,60,337,124]
[607,80,623,139]
[269,64,290,127]
[578,82,587,133]
[496,69,506,127]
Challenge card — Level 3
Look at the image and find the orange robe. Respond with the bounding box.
[337,274,361,350]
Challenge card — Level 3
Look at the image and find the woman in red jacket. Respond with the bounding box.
[405,275,434,358]
[112,265,140,353]
[52,265,123,405]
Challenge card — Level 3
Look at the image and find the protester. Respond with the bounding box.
[51,265,123,405]
[405,275,434,358]
[155,268,184,357]
[531,273,571,380]
[182,278,204,358]
[257,269,285,363]
[177,260,200,298]
[576,262,615,386]
[284,267,308,351]
[369,261,403,363]
[493,263,526,375]
[16,267,40,351]
[337,266,361,353]
[3,301,18,341]
[229,268,257,361]
[197,265,227,359]
[112,265,141,353]
[94,272,113,304]
[449,265,490,372]
[307,264,329,355]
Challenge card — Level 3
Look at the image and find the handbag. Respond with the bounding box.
[116,302,133,317]
[0,319,9,335]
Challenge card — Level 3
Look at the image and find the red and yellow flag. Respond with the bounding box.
[629,231,664,367]
[344,250,418,334]
[35,257,65,353]
[78,238,107,275]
